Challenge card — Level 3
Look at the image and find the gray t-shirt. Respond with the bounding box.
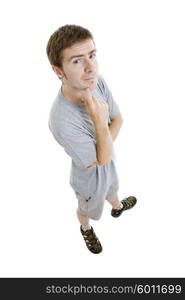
[48,75,120,217]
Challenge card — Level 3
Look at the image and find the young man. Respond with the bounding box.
[46,24,137,254]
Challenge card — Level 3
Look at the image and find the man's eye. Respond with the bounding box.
[90,53,96,59]
[73,59,80,64]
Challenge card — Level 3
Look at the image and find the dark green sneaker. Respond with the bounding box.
[111,196,137,218]
[80,226,102,254]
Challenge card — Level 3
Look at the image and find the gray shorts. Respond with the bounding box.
[74,167,119,220]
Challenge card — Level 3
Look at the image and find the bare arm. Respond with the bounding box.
[85,125,113,169]
[85,115,123,169]
[81,89,121,169]
[94,114,123,166]
[94,124,113,165]
[108,113,123,142]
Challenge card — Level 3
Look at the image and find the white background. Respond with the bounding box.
[0,0,185,277]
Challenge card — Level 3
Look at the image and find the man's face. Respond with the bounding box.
[60,39,98,91]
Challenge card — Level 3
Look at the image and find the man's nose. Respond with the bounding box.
[84,58,94,72]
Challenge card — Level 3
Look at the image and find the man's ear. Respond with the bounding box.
[51,65,64,79]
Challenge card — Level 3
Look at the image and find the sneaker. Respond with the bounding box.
[80,226,102,254]
[111,196,137,218]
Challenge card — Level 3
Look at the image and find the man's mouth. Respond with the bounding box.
[84,77,96,81]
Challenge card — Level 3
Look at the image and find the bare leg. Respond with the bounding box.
[106,193,122,209]
[76,208,90,228]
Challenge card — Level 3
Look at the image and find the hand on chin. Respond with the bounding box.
[84,80,97,90]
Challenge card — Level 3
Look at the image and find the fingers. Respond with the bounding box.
[80,88,108,108]
[81,88,93,104]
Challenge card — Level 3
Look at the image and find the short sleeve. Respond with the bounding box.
[51,124,97,169]
[98,76,121,120]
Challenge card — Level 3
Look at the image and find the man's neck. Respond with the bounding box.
[61,85,84,104]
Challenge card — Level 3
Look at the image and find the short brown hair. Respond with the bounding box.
[46,24,94,69]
